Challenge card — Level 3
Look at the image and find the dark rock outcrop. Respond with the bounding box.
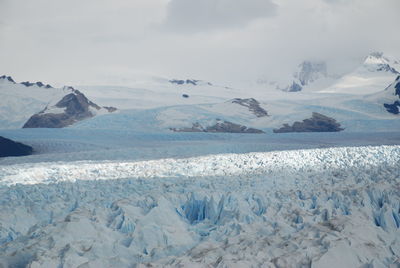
[103,106,117,113]
[376,64,399,74]
[21,81,53,88]
[368,52,399,74]
[182,94,189,98]
[21,81,34,87]
[0,136,33,157]
[384,101,400,114]
[231,98,268,117]
[23,90,110,128]
[287,81,303,92]
[0,75,15,83]
[273,112,344,133]
[170,79,199,85]
[296,61,327,86]
[169,79,206,86]
[383,76,400,114]
[171,120,264,134]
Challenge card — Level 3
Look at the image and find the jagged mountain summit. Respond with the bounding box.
[363,51,399,74]
[295,61,328,86]
[274,52,400,94]
[277,60,328,92]
[0,75,116,128]
[0,75,15,83]
[23,87,113,128]
[319,52,400,95]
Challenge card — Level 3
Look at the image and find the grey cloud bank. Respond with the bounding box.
[163,0,277,33]
[0,0,399,87]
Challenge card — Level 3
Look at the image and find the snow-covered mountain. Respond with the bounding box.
[277,60,329,92]
[319,52,400,95]
[1,52,399,133]
[0,76,115,128]
[274,52,400,94]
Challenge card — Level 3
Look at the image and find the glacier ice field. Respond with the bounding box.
[0,130,399,267]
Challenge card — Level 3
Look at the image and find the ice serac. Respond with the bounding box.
[23,88,116,128]
[0,136,33,157]
[171,120,264,133]
[273,112,344,133]
[0,145,399,267]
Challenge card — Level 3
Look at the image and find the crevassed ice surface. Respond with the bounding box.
[0,145,399,267]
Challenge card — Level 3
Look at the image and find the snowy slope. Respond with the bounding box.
[70,53,400,133]
[0,145,399,267]
[0,77,73,128]
[319,52,400,95]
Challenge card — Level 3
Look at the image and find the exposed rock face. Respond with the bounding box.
[23,89,114,128]
[103,106,118,113]
[171,120,264,134]
[273,112,344,133]
[384,101,400,114]
[295,61,327,86]
[278,61,327,92]
[0,75,15,83]
[21,81,53,88]
[169,79,199,85]
[365,52,399,74]
[169,79,212,86]
[231,98,268,117]
[287,81,303,92]
[383,76,400,114]
[0,136,33,157]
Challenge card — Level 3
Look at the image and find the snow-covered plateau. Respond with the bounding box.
[0,144,399,267]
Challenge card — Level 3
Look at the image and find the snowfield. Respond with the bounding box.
[0,145,399,267]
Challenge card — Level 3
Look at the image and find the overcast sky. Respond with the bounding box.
[0,0,399,86]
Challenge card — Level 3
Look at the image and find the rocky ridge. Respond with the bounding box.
[273,112,344,133]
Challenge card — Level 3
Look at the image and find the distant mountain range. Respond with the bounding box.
[0,52,399,132]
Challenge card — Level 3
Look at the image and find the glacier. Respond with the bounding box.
[0,145,399,267]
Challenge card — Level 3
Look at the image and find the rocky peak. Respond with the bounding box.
[0,75,16,83]
[363,52,399,74]
[23,89,114,128]
[295,61,328,86]
[55,90,100,118]
[287,81,303,92]
[21,81,53,88]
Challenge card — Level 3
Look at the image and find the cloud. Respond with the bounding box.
[0,0,399,86]
[163,0,277,33]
